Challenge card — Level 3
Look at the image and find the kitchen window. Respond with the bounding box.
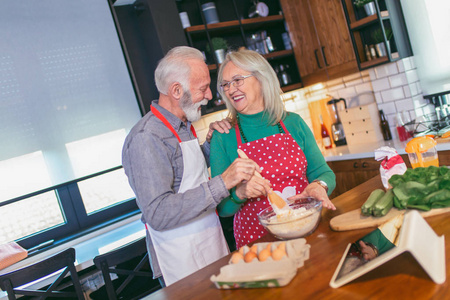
[0,0,143,249]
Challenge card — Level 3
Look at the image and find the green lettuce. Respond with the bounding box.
[388,166,450,211]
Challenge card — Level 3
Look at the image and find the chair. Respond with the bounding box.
[90,237,160,300]
[0,247,84,300]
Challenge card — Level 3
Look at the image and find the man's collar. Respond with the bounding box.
[151,100,190,130]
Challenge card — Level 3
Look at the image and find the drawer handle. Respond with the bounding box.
[321,47,330,66]
[362,162,368,168]
[353,162,358,168]
[314,49,322,69]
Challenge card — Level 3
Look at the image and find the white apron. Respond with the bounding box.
[146,106,229,286]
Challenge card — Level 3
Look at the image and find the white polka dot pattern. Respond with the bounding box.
[233,126,309,249]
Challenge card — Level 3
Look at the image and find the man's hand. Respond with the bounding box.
[288,181,336,210]
[221,158,262,190]
[205,118,232,143]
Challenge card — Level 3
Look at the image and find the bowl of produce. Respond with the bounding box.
[258,197,322,239]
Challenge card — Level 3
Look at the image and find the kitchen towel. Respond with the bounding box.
[0,242,28,270]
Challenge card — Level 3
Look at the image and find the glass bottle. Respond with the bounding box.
[320,115,332,149]
[379,110,392,140]
[279,64,291,86]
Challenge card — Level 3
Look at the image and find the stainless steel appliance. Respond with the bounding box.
[327,98,347,146]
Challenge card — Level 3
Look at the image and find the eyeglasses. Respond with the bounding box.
[220,75,253,92]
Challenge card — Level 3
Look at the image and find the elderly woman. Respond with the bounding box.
[210,49,336,248]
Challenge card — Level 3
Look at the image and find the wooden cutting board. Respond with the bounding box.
[330,206,450,231]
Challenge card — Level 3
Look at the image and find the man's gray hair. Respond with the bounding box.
[154,46,205,94]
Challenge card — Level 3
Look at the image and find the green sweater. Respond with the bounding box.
[210,111,336,217]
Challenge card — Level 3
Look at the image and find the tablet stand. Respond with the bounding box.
[330,210,446,288]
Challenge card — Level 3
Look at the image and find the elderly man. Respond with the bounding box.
[122,46,265,286]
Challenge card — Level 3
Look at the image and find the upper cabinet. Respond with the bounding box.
[176,0,303,115]
[341,0,412,69]
[281,0,358,86]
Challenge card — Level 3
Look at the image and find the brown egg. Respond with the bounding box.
[271,247,286,261]
[277,242,286,252]
[258,248,271,262]
[250,244,258,253]
[230,251,244,264]
[238,247,245,255]
[244,250,258,263]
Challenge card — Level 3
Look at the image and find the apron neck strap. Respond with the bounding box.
[151,105,196,143]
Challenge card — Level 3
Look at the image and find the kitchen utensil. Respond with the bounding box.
[258,197,322,239]
[237,149,288,210]
[201,2,219,24]
[405,136,439,168]
[326,98,347,146]
[330,206,450,231]
[248,0,269,18]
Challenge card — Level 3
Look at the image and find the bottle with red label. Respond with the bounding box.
[320,115,332,149]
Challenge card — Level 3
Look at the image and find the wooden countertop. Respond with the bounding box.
[143,176,450,299]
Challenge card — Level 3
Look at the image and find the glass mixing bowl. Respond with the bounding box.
[258,197,322,240]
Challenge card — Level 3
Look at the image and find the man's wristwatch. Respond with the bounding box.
[313,180,328,193]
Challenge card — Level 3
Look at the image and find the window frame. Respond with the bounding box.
[1,166,139,250]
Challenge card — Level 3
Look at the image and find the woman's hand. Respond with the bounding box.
[359,241,378,261]
[288,181,336,210]
[235,176,272,200]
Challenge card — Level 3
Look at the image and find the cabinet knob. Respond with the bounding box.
[362,162,368,168]
[353,162,358,168]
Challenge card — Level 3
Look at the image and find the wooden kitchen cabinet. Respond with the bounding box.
[341,0,412,70]
[177,0,303,115]
[328,158,380,198]
[281,0,358,86]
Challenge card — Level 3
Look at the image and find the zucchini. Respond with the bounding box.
[361,189,385,216]
[373,189,394,217]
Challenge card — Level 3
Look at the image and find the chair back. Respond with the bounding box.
[0,247,84,300]
[93,237,158,300]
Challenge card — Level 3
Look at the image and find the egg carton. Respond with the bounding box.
[210,238,310,289]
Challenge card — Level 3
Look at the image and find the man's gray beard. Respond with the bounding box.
[180,91,208,122]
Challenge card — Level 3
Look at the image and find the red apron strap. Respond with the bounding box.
[190,125,197,138]
[234,122,243,146]
[279,120,289,134]
[152,105,190,143]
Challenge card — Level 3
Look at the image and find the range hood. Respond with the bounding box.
[400,0,450,96]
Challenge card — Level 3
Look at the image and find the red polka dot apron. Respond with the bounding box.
[234,119,309,248]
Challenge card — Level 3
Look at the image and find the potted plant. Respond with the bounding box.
[354,0,376,16]
[371,28,392,57]
[206,37,228,64]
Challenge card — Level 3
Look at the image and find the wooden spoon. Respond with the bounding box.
[237,149,288,210]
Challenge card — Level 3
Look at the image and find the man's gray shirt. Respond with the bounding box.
[122,101,229,278]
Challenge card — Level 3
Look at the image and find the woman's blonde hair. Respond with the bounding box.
[217,49,285,125]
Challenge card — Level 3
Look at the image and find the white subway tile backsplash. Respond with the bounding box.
[403,85,411,98]
[396,60,405,73]
[412,94,427,107]
[381,87,405,102]
[374,62,398,78]
[375,92,383,104]
[402,57,413,71]
[368,68,377,81]
[405,69,419,83]
[372,77,390,92]
[378,102,397,114]
[355,82,373,94]
[409,82,419,96]
[416,82,423,94]
[337,86,357,99]
[389,73,408,88]
[394,98,415,111]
